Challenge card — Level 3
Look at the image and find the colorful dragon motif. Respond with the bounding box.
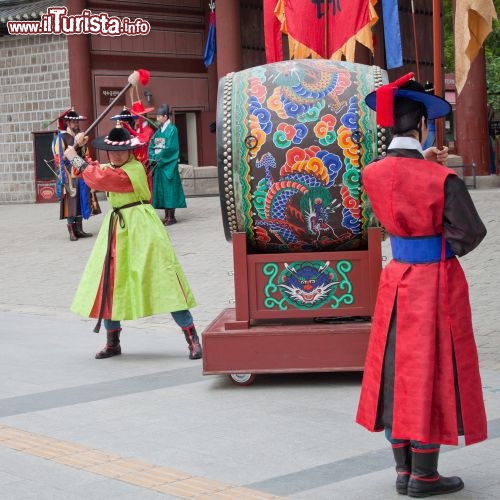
[279,261,339,308]
[253,149,348,250]
[227,59,376,252]
[262,260,354,311]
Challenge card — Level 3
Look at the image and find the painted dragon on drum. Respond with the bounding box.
[254,151,346,250]
[219,59,378,252]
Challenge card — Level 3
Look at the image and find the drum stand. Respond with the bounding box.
[202,228,382,385]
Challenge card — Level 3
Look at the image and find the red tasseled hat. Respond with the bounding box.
[57,108,71,131]
[371,73,414,127]
[130,101,154,115]
[365,72,452,127]
[57,107,87,131]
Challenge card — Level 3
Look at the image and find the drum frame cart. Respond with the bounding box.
[202,228,382,385]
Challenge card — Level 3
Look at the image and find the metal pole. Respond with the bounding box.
[324,0,329,58]
[411,0,421,81]
[432,0,444,148]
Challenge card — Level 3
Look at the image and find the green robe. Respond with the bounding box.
[149,122,187,209]
[71,158,196,320]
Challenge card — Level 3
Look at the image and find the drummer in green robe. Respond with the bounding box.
[63,125,202,361]
[148,103,187,226]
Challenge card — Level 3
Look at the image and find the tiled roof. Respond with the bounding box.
[0,0,64,25]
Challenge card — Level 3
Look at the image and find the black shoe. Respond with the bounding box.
[182,325,202,359]
[407,475,464,498]
[392,443,411,495]
[73,221,93,238]
[67,224,78,241]
[407,448,464,497]
[95,329,121,359]
[95,344,121,359]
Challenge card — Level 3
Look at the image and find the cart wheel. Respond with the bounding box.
[229,373,256,386]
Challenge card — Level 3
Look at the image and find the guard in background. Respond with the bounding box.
[148,103,186,225]
[52,108,101,241]
[356,74,487,497]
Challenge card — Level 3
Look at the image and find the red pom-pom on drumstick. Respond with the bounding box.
[128,69,150,86]
[137,69,150,86]
[83,69,152,138]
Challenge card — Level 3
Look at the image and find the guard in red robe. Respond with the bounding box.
[356,74,487,497]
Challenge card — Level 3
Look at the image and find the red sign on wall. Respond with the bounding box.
[36,180,58,203]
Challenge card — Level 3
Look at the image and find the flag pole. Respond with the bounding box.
[432,0,444,149]
[411,0,421,81]
[324,0,329,58]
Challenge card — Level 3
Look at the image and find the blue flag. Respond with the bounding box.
[382,0,403,69]
[204,11,216,68]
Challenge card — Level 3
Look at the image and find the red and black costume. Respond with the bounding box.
[356,145,487,446]
[356,73,487,497]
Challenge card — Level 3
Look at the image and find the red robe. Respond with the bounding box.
[356,154,487,446]
[122,121,155,197]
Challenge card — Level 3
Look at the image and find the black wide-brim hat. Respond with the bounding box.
[64,109,87,121]
[111,113,140,121]
[365,72,452,126]
[92,126,144,151]
[111,107,139,121]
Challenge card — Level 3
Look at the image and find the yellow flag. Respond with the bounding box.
[455,0,497,95]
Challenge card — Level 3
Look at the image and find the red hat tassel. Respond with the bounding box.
[57,107,72,131]
[375,72,415,127]
[375,85,396,127]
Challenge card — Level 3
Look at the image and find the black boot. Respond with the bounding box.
[407,447,464,497]
[95,329,122,359]
[164,208,177,226]
[73,219,93,238]
[181,324,202,359]
[392,442,411,495]
[67,223,78,241]
[162,208,170,225]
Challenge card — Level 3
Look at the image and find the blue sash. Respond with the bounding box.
[390,235,454,264]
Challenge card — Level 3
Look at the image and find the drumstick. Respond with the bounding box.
[82,69,150,137]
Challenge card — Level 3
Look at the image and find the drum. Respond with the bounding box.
[218,59,388,253]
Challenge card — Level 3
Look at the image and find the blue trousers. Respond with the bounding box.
[104,310,193,331]
[385,427,439,450]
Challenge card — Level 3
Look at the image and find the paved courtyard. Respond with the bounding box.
[0,190,499,499]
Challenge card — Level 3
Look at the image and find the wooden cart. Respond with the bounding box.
[202,228,382,385]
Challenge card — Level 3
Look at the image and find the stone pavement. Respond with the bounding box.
[0,191,499,499]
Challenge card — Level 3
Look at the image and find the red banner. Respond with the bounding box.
[265,0,377,62]
[264,0,283,63]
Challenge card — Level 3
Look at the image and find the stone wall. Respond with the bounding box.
[179,164,219,197]
[0,35,69,203]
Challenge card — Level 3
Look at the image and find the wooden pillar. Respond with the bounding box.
[66,0,93,125]
[455,49,490,175]
[216,0,242,79]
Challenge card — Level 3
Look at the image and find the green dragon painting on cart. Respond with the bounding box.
[262,259,354,310]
